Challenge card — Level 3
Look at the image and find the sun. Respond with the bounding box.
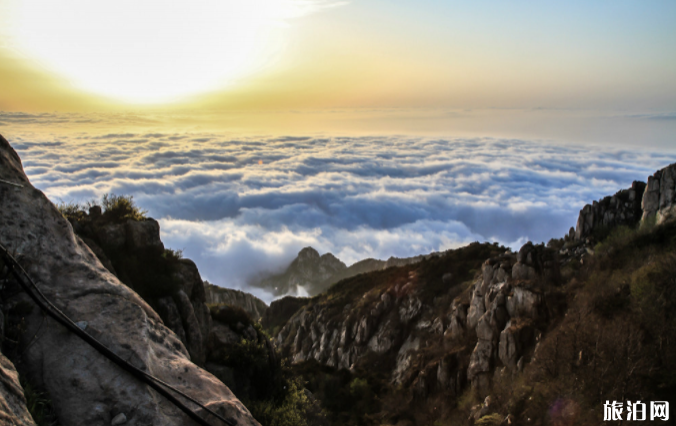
[4,0,324,103]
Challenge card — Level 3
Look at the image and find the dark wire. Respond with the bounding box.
[0,244,239,426]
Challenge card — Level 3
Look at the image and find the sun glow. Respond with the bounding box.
[4,0,333,103]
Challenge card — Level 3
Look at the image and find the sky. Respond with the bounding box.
[0,1,675,301]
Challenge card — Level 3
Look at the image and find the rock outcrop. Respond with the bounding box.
[574,181,646,241]
[63,202,214,366]
[642,163,676,225]
[0,135,259,426]
[254,247,348,296]
[273,240,561,400]
[253,246,439,298]
[204,282,268,321]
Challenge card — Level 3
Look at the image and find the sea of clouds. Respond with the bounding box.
[6,125,676,302]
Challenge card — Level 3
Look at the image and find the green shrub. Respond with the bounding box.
[56,201,87,221]
[162,248,183,260]
[101,193,147,222]
[247,377,311,426]
[21,379,58,426]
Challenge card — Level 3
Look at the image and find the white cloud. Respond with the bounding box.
[5,125,676,302]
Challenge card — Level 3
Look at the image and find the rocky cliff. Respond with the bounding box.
[574,180,646,241]
[273,241,559,392]
[204,282,268,321]
[270,166,676,425]
[253,247,346,296]
[0,134,259,426]
[61,201,213,367]
[253,246,433,297]
[642,162,676,224]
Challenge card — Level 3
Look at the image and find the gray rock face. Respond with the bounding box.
[125,219,163,251]
[172,259,212,365]
[97,223,126,250]
[0,135,259,426]
[498,319,535,369]
[392,335,420,384]
[642,163,676,225]
[462,243,551,390]
[156,297,188,351]
[204,282,268,320]
[175,289,206,365]
[575,181,646,240]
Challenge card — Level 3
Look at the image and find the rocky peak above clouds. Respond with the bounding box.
[252,246,436,297]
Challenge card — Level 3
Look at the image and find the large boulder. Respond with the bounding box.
[0,135,259,426]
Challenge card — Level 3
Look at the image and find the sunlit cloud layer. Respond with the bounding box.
[6,124,676,302]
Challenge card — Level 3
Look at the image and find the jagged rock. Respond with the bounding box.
[156,297,188,350]
[506,287,542,320]
[254,247,347,296]
[467,280,486,330]
[432,317,444,334]
[642,163,676,224]
[204,282,268,320]
[392,335,420,384]
[173,259,212,359]
[512,262,537,281]
[207,322,241,360]
[576,181,646,240]
[0,352,37,426]
[111,413,127,425]
[96,223,126,250]
[125,219,163,251]
[498,318,535,369]
[468,340,494,384]
[398,295,423,324]
[367,318,399,353]
[354,316,374,344]
[446,300,467,339]
[0,135,259,426]
[175,290,205,365]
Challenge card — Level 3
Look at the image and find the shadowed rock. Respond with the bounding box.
[0,134,260,426]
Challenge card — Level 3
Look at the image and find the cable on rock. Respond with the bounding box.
[0,243,238,426]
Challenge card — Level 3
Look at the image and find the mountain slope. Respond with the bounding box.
[270,162,676,426]
[252,247,432,297]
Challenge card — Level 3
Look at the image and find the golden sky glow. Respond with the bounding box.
[2,0,343,103]
[0,1,674,113]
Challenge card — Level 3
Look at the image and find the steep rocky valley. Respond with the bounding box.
[1,131,676,426]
